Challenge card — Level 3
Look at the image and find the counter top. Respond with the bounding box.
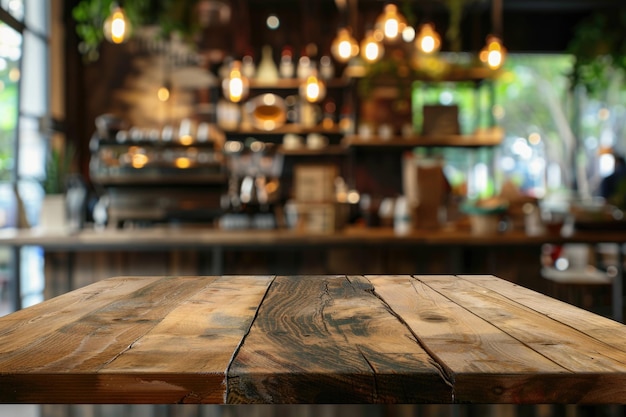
[1,274,626,404]
[1,225,624,250]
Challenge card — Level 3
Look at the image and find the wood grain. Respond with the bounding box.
[459,274,626,348]
[0,276,161,356]
[228,275,451,403]
[2,274,626,404]
[0,275,272,403]
[418,275,626,403]
[366,275,572,403]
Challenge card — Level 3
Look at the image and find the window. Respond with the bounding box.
[0,0,49,314]
[425,54,605,201]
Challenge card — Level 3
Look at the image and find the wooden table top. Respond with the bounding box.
[2,274,626,404]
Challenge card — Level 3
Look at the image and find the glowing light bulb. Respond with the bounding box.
[375,4,406,42]
[360,30,384,63]
[222,61,249,103]
[175,157,191,169]
[480,35,507,70]
[300,71,326,103]
[157,86,170,102]
[331,28,359,63]
[415,23,441,54]
[103,5,131,44]
[131,153,148,169]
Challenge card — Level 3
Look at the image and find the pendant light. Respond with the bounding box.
[222,60,249,103]
[103,3,132,44]
[375,4,407,42]
[480,35,506,70]
[331,28,359,63]
[415,23,441,55]
[480,0,506,70]
[300,70,326,103]
[360,30,384,63]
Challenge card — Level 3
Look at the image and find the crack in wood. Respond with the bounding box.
[318,280,332,335]
[224,275,277,403]
[356,344,379,403]
[363,277,456,401]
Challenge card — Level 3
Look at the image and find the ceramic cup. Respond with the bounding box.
[306,133,328,149]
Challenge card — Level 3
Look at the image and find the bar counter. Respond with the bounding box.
[2,274,626,404]
[1,225,625,320]
[1,224,621,249]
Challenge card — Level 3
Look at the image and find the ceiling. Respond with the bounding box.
[243,0,623,11]
[174,0,626,60]
[229,0,624,54]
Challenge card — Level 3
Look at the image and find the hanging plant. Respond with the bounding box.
[71,0,201,62]
[567,9,626,97]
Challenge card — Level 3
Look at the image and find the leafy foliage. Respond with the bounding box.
[43,144,75,195]
[72,0,200,62]
[567,9,626,96]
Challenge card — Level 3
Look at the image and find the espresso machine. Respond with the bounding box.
[219,139,284,229]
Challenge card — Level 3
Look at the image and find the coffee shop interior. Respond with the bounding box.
[1,0,626,415]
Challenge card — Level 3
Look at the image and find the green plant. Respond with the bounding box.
[72,0,201,62]
[567,9,626,96]
[43,145,75,195]
[357,49,418,98]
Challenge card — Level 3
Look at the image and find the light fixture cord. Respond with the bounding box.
[401,0,416,26]
[492,0,502,38]
[348,0,358,33]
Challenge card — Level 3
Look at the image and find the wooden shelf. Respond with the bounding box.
[221,124,345,136]
[93,138,218,148]
[367,65,501,86]
[248,78,351,90]
[413,66,502,83]
[342,127,503,148]
[92,172,228,186]
[277,144,348,156]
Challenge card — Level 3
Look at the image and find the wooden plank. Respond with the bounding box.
[459,274,626,350]
[420,275,626,403]
[0,276,163,356]
[103,275,274,403]
[0,275,272,403]
[366,275,571,404]
[227,275,451,403]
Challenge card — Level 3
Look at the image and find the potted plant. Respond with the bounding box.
[39,141,76,230]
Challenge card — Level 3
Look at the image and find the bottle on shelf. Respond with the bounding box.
[339,101,355,135]
[241,50,256,79]
[319,55,335,80]
[322,99,336,130]
[255,45,279,84]
[279,46,295,79]
[297,48,313,80]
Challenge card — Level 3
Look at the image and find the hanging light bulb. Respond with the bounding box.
[360,30,385,63]
[222,60,249,103]
[300,70,326,103]
[480,35,507,70]
[402,26,416,43]
[415,23,441,54]
[103,3,132,44]
[331,28,359,63]
[375,4,407,42]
